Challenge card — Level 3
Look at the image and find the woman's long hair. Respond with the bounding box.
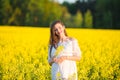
[49,20,68,57]
[49,20,68,46]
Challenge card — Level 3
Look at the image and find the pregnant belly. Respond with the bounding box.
[59,60,76,78]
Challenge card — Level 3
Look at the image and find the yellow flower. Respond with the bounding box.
[56,72,61,80]
[54,45,64,57]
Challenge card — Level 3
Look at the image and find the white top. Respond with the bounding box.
[48,38,81,80]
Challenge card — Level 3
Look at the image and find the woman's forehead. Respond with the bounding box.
[54,23,62,28]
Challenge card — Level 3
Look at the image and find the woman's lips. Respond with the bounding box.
[59,31,62,34]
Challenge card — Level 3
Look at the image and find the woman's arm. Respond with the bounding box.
[66,56,81,61]
[49,59,54,66]
[56,56,81,64]
[48,56,58,66]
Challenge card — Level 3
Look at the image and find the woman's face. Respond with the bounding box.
[53,23,65,37]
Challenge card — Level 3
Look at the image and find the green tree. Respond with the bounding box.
[0,0,12,25]
[103,11,112,28]
[0,0,64,27]
[85,10,93,28]
[96,0,120,29]
[27,0,63,26]
[0,0,4,25]
[74,10,83,28]
[61,6,72,27]
[0,0,29,25]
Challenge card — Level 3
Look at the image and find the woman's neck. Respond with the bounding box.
[59,35,68,42]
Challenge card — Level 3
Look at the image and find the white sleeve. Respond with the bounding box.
[72,39,82,57]
[48,45,51,63]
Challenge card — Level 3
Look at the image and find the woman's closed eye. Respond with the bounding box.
[54,29,58,32]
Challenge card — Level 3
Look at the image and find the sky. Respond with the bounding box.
[56,0,76,4]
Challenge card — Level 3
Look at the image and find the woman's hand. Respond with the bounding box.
[56,56,80,64]
[54,56,66,64]
[50,55,80,65]
[49,56,57,66]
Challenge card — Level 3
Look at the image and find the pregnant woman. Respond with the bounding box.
[48,20,82,80]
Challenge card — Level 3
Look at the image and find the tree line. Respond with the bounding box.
[0,0,120,29]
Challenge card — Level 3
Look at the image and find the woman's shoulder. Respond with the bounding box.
[68,37,78,42]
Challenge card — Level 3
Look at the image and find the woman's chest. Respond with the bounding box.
[51,40,73,57]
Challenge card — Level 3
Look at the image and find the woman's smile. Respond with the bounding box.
[54,23,64,36]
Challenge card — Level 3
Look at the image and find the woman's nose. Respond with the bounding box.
[58,29,61,33]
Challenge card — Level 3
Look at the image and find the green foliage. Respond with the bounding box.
[1,0,120,28]
[102,11,112,28]
[62,10,83,28]
[0,0,63,26]
[95,0,120,28]
[85,10,93,28]
[74,10,83,28]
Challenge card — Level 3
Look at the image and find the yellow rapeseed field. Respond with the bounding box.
[0,26,120,80]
